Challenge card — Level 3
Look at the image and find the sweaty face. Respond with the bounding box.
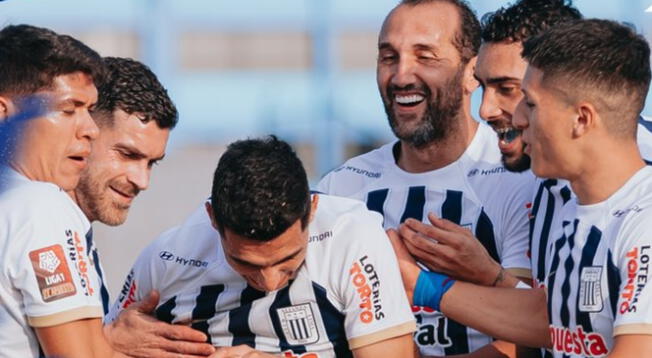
[377,2,466,148]
[11,72,99,190]
[475,42,530,172]
[221,219,309,292]
[75,109,169,225]
[514,66,575,179]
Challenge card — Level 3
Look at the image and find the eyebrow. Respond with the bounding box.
[229,246,304,269]
[475,75,521,85]
[116,143,165,162]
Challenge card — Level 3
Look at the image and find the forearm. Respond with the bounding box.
[440,282,549,348]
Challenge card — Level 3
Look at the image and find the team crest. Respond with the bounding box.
[579,266,603,312]
[277,303,319,345]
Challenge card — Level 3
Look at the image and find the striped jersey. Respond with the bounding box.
[546,166,652,357]
[106,194,416,357]
[316,123,534,356]
[0,169,104,358]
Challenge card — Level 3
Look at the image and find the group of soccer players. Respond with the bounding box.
[1,0,652,357]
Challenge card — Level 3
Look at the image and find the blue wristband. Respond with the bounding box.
[413,270,456,311]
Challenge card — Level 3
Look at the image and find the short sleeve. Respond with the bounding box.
[332,206,416,350]
[612,212,652,336]
[499,175,536,277]
[10,190,102,327]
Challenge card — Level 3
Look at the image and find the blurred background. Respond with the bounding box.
[2,0,651,297]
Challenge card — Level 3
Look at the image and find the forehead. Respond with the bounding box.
[101,109,170,156]
[522,65,546,95]
[476,42,527,80]
[223,221,306,266]
[48,72,97,101]
[380,2,461,52]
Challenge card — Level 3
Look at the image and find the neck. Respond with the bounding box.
[396,113,478,173]
[570,139,644,205]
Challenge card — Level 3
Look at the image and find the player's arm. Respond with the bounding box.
[352,333,416,358]
[387,229,550,348]
[607,335,652,358]
[36,318,128,358]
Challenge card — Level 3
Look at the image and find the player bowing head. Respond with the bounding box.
[74,57,177,226]
[207,136,313,292]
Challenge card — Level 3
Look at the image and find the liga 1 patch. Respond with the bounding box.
[29,244,76,302]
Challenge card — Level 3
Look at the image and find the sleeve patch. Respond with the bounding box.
[29,244,76,302]
[349,255,385,324]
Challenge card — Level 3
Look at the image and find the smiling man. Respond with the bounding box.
[107,136,416,358]
[317,0,533,356]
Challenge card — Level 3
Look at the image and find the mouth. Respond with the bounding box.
[495,128,521,145]
[68,153,89,167]
[394,93,426,108]
[109,185,136,201]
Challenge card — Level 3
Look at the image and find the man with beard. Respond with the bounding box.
[71,57,216,358]
[317,0,533,356]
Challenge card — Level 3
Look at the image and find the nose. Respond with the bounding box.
[390,57,418,89]
[255,268,287,292]
[479,89,502,123]
[512,99,529,130]
[127,164,151,192]
[79,110,99,141]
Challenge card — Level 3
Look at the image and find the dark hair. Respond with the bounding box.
[523,19,651,135]
[94,57,178,129]
[481,0,581,43]
[400,0,481,63]
[0,24,104,98]
[210,136,311,241]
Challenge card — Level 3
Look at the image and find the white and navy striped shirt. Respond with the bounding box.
[317,123,534,356]
[545,166,652,357]
[107,195,416,357]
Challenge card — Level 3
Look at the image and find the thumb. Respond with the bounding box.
[132,289,160,314]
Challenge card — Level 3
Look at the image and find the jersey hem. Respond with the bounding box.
[613,324,652,336]
[347,320,417,350]
[28,305,103,327]
[504,267,532,280]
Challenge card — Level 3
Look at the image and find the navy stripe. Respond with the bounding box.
[607,250,621,316]
[559,185,572,205]
[529,181,546,263]
[156,296,177,323]
[475,209,500,263]
[441,190,462,224]
[85,229,110,315]
[441,189,468,355]
[559,220,578,327]
[645,160,652,166]
[546,223,569,321]
[537,181,558,282]
[366,189,389,218]
[639,116,652,132]
[312,282,352,357]
[191,284,225,342]
[575,227,601,332]
[400,186,426,223]
[269,284,307,354]
[229,286,266,347]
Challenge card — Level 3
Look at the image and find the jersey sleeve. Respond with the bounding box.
[11,189,103,327]
[498,175,536,277]
[104,235,163,323]
[612,211,652,336]
[331,205,416,350]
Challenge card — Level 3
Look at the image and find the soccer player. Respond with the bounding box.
[0,24,110,357]
[70,57,215,357]
[392,19,652,358]
[107,136,417,358]
[317,0,532,356]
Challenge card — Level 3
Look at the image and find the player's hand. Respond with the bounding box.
[399,213,502,286]
[105,290,216,358]
[386,228,421,305]
[210,345,277,358]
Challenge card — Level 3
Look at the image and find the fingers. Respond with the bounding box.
[386,228,415,264]
[133,290,161,314]
[427,212,470,234]
[158,323,211,343]
[156,337,216,356]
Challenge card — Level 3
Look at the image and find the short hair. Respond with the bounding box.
[522,19,651,136]
[0,24,104,99]
[400,0,481,64]
[481,0,582,44]
[94,57,178,129]
[210,136,311,241]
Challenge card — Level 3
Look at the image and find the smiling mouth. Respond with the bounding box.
[110,186,135,200]
[495,128,521,145]
[394,94,425,107]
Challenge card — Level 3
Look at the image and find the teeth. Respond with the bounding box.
[496,128,521,144]
[395,94,425,104]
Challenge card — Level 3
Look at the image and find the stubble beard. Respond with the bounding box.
[76,173,131,226]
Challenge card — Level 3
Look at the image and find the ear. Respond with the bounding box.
[462,56,479,95]
[0,96,15,123]
[572,101,596,138]
[205,201,219,231]
[308,194,319,224]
